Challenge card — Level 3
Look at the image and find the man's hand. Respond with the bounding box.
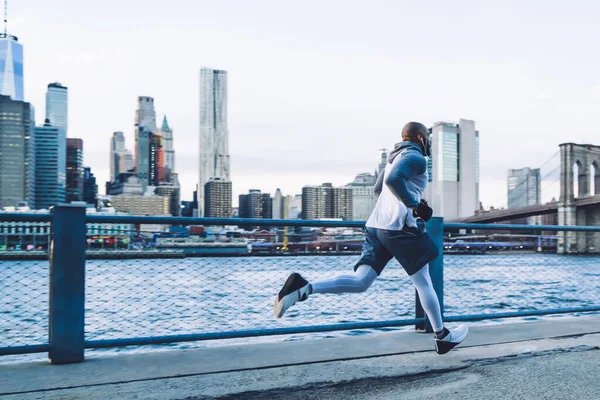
[412,199,433,222]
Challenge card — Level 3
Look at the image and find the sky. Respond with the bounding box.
[13,0,600,209]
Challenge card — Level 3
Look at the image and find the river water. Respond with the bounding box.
[1,253,599,363]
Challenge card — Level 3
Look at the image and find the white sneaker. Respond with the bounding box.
[273,273,311,318]
[434,324,469,355]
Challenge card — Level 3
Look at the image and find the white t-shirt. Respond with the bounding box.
[366,147,428,231]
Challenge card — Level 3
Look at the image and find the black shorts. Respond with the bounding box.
[354,226,439,276]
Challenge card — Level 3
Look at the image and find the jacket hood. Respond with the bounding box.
[388,141,424,164]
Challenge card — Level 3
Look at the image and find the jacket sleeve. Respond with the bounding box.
[373,172,384,196]
[384,152,426,208]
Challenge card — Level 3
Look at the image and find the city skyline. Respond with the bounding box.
[10,0,600,210]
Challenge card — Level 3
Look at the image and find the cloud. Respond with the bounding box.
[9,16,26,29]
[56,51,104,68]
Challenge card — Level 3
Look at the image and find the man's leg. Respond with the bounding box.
[273,265,379,318]
[310,265,378,294]
[409,264,443,332]
[274,228,391,318]
[409,264,468,354]
[379,228,468,354]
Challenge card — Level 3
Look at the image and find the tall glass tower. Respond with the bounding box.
[134,96,157,189]
[66,138,84,202]
[0,95,34,208]
[46,82,68,133]
[427,119,480,220]
[199,68,230,217]
[0,32,23,101]
[34,119,66,209]
[160,116,175,181]
[110,131,126,182]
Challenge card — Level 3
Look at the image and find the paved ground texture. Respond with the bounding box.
[1,315,599,399]
[205,348,600,400]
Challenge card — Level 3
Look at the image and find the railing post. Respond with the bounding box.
[415,217,444,333]
[49,204,86,364]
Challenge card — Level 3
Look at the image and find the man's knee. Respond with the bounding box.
[354,264,378,292]
[358,276,376,292]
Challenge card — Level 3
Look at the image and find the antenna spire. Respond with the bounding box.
[4,0,7,35]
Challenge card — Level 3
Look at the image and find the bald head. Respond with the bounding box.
[401,121,431,156]
[401,122,429,142]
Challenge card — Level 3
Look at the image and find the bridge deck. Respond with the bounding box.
[452,194,600,224]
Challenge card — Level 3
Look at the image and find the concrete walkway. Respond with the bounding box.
[1,315,599,399]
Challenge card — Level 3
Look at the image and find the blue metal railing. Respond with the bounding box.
[1,205,599,364]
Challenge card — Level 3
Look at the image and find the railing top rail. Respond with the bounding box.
[84,216,600,232]
[84,215,366,228]
[1,212,599,232]
[0,213,52,222]
[444,223,600,232]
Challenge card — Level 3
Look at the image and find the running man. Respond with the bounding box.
[273,122,468,355]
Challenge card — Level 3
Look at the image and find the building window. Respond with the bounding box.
[438,130,458,182]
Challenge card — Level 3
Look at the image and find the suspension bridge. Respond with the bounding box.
[451,142,600,253]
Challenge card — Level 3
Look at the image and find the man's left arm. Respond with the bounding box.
[384,152,426,208]
[374,171,384,196]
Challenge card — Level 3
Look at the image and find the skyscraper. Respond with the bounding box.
[157,137,165,182]
[199,68,230,217]
[0,95,34,208]
[239,190,272,219]
[302,186,327,220]
[149,133,158,186]
[111,194,170,216]
[135,126,151,186]
[273,189,284,219]
[66,138,84,202]
[155,180,181,216]
[331,186,353,220]
[204,177,232,218]
[0,29,23,101]
[425,119,480,220]
[149,132,164,186]
[239,193,249,218]
[120,150,134,174]
[45,83,68,133]
[346,173,377,221]
[248,190,263,218]
[508,167,541,209]
[160,116,175,181]
[135,96,157,131]
[302,183,353,220]
[110,131,126,182]
[508,167,541,225]
[34,119,66,209]
[261,193,273,219]
[83,167,98,205]
[181,189,198,217]
[135,96,156,188]
[287,194,302,219]
[376,149,388,178]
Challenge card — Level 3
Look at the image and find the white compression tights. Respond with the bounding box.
[310,264,444,332]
